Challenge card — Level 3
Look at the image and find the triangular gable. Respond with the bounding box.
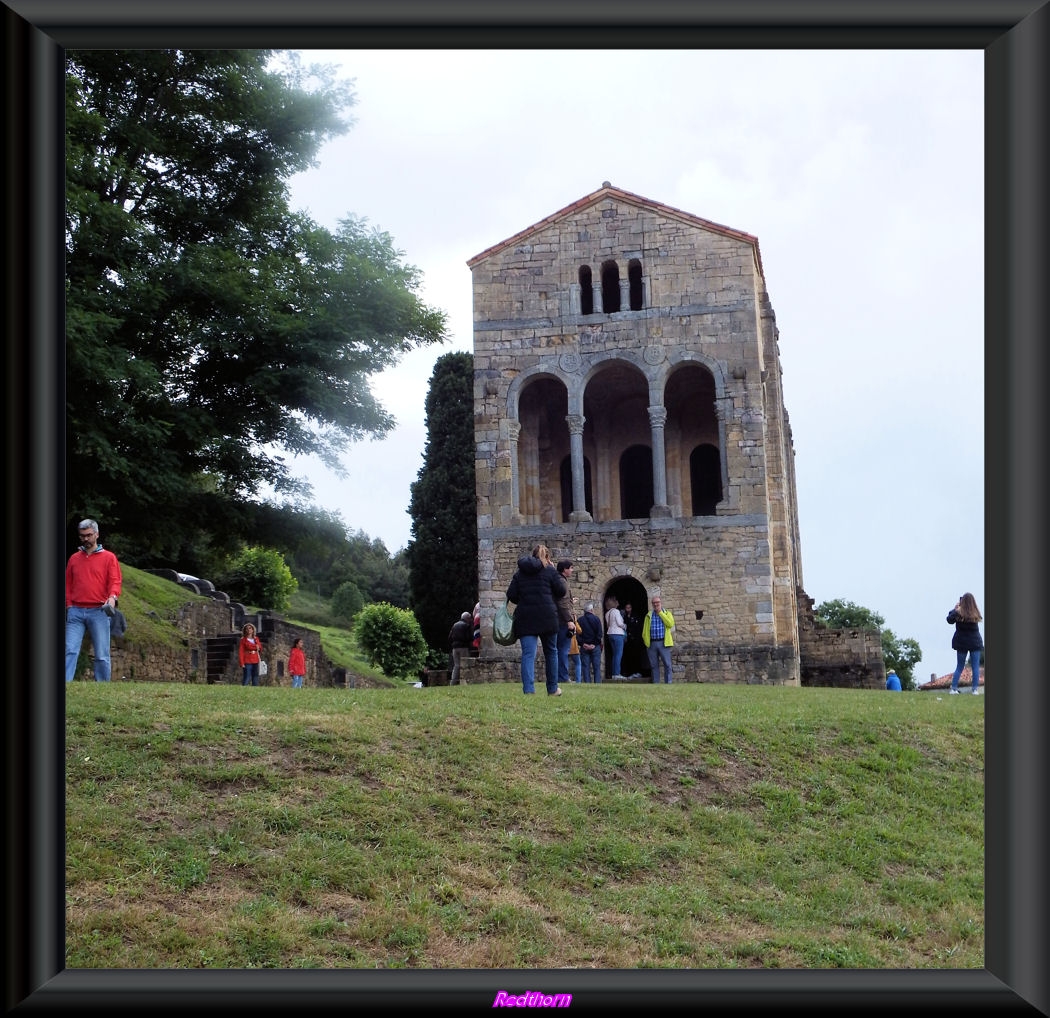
[467,181,764,277]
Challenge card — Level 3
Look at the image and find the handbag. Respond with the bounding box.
[493,601,517,646]
[259,660,268,677]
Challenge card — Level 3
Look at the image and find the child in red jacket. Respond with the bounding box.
[288,637,306,688]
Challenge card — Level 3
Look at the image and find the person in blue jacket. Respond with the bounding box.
[885,669,902,691]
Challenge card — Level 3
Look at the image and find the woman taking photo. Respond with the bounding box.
[947,592,984,694]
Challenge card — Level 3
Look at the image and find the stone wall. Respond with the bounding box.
[78,598,354,687]
[796,591,885,689]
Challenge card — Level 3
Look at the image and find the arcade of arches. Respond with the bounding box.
[515,360,723,525]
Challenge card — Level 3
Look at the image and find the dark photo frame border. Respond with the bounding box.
[6,0,1046,1012]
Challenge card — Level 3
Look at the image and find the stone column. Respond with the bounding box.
[508,420,525,525]
[592,283,603,314]
[619,278,630,313]
[648,405,672,518]
[566,414,592,522]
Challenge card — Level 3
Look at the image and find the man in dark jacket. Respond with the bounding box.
[506,545,566,695]
[448,611,474,685]
[577,602,604,683]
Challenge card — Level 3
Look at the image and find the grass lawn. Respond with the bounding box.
[65,680,983,970]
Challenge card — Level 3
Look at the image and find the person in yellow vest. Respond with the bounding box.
[642,596,676,684]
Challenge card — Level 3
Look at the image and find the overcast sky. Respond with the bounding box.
[283,48,983,685]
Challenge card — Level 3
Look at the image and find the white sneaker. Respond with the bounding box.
[949,689,960,695]
[971,689,982,695]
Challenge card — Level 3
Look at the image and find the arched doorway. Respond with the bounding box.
[602,575,650,681]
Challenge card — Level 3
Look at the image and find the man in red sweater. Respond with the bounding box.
[65,518,123,682]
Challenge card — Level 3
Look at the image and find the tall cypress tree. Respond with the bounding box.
[406,352,478,652]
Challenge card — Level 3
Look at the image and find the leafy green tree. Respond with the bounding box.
[881,630,922,690]
[326,531,410,606]
[813,599,884,630]
[330,580,365,624]
[406,352,478,651]
[216,546,298,611]
[814,598,922,689]
[65,49,447,561]
[354,602,428,679]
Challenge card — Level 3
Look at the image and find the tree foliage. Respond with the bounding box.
[354,602,428,679]
[215,545,298,611]
[65,49,447,562]
[406,352,478,651]
[814,598,922,689]
[330,580,365,624]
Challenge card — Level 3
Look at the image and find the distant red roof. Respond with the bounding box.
[918,668,985,690]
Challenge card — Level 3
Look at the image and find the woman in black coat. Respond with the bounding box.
[506,544,567,696]
[947,591,984,694]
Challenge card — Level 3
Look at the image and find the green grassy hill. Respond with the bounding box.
[65,678,984,970]
[114,564,392,686]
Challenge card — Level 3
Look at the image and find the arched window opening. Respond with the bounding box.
[559,455,593,521]
[628,258,644,310]
[600,260,621,313]
[620,445,653,519]
[578,265,593,315]
[690,443,723,516]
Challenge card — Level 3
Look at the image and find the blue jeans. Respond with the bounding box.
[951,649,981,692]
[519,632,559,694]
[557,625,574,685]
[242,663,259,686]
[648,643,673,683]
[569,654,582,682]
[65,606,112,682]
[291,674,304,688]
[581,646,602,683]
[607,634,625,677]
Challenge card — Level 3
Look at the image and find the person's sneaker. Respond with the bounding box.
[949,689,960,695]
[548,688,562,696]
[971,689,982,695]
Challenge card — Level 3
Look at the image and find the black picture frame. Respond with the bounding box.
[6,0,1046,1012]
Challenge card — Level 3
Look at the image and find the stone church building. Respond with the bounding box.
[458,183,882,688]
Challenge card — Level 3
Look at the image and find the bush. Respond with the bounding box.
[330,580,365,624]
[354,602,428,679]
[216,546,298,611]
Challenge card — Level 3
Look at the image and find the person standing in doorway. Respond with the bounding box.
[642,595,676,683]
[622,601,648,678]
[507,544,567,695]
[288,637,307,688]
[448,610,474,685]
[947,593,984,694]
[239,622,263,686]
[65,518,123,683]
[604,596,626,679]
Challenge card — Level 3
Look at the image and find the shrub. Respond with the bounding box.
[216,546,298,611]
[330,580,365,624]
[354,602,428,679]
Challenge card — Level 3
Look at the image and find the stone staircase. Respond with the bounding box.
[205,633,241,684]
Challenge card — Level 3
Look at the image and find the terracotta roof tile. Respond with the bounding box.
[918,668,985,690]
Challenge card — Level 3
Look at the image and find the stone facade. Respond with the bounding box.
[461,183,882,689]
